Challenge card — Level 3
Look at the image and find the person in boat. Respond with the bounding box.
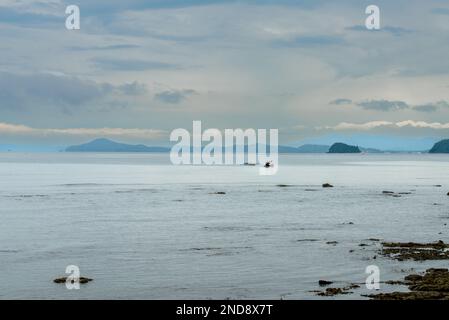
[264,161,273,168]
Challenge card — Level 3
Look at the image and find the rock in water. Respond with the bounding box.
[53,276,93,284]
[367,268,449,300]
[429,139,449,153]
[328,143,361,153]
[322,183,333,188]
[318,280,333,286]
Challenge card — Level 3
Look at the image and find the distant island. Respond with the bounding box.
[429,139,449,153]
[328,143,361,153]
[64,138,441,154]
[296,144,330,153]
[66,138,170,153]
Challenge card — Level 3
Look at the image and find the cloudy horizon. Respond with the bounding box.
[1,0,449,150]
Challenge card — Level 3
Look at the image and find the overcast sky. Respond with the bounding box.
[1,0,449,149]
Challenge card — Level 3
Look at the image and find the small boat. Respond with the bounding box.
[264,161,273,168]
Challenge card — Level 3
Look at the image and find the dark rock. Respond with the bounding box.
[380,240,449,261]
[404,274,423,282]
[53,276,93,284]
[318,280,333,286]
[385,280,406,285]
[316,284,359,296]
[210,192,226,195]
[367,268,449,300]
[326,241,338,245]
[322,183,333,188]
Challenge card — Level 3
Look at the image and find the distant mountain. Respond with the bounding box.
[66,138,170,153]
[64,138,404,154]
[429,139,449,153]
[296,144,330,153]
[328,142,361,153]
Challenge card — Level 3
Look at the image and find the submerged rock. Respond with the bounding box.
[210,192,226,195]
[317,288,349,296]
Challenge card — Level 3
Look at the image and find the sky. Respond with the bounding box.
[1,0,449,150]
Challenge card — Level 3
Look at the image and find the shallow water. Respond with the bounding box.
[0,153,448,299]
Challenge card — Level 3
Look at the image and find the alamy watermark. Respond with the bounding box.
[170,121,278,175]
[365,5,380,30]
[365,265,380,290]
[65,265,81,290]
[65,5,80,30]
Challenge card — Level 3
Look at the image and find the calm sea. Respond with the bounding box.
[0,153,448,299]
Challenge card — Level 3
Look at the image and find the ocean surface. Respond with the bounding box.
[0,153,449,299]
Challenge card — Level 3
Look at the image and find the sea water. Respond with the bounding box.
[0,153,448,299]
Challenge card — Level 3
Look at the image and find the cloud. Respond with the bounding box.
[0,4,62,27]
[320,120,449,131]
[321,121,394,131]
[69,44,141,51]
[154,89,197,104]
[117,81,148,95]
[396,120,449,129]
[356,100,409,111]
[383,26,414,37]
[329,98,352,105]
[91,58,180,71]
[431,8,449,15]
[335,99,449,113]
[413,104,438,113]
[345,25,413,37]
[0,72,110,109]
[0,122,166,140]
[0,72,147,112]
[273,35,345,48]
[54,0,325,16]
